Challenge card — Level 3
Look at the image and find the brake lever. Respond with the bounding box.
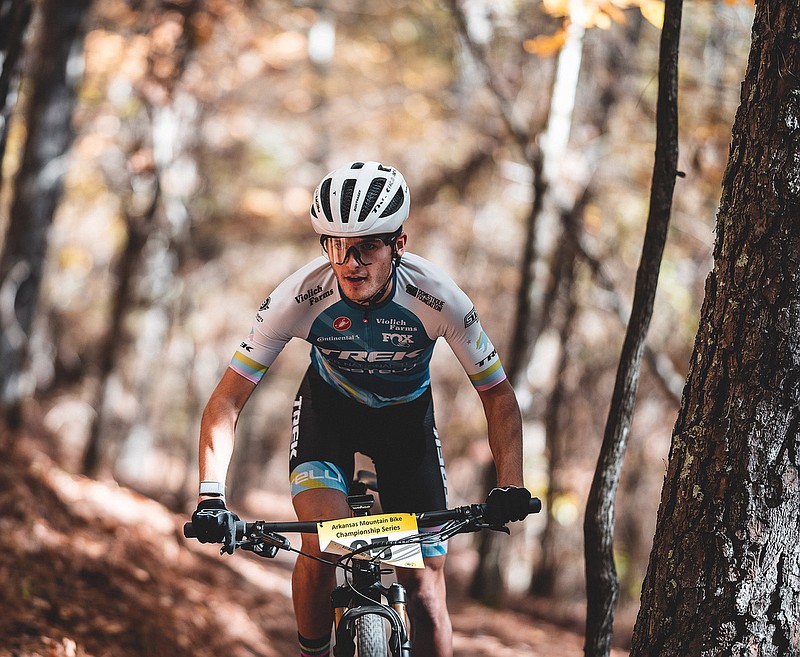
[235,530,291,558]
[475,522,510,535]
[238,540,280,559]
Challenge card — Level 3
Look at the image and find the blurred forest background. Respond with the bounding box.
[0,0,756,628]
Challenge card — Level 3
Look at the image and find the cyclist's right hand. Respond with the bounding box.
[191,499,240,554]
[483,486,532,525]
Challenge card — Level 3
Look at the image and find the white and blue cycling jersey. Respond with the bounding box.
[230,252,506,407]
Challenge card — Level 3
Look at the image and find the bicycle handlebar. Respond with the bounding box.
[183,497,542,539]
[183,519,317,539]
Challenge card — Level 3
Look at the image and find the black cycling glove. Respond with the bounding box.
[484,486,532,525]
[191,499,240,554]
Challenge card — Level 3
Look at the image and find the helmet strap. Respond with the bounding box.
[361,232,402,305]
[359,261,396,307]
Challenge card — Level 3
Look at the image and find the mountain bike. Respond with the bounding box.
[184,472,542,657]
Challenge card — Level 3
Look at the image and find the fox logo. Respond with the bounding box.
[382,333,414,347]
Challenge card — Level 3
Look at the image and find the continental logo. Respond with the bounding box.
[405,284,444,312]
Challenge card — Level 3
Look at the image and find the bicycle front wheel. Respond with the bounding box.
[355,613,389,657]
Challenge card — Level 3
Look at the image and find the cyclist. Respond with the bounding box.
[191,161,531,657]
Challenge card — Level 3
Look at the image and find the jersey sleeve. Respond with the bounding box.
[401,254,507,392]
[229,257,332,384]
[442,293,507,392]
[229,294,294,384]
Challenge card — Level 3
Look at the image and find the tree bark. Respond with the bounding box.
[530,206,579,597]
[82,0,201,478]
[583,1,683,655]
[630,2,800,655]
[0,0,91,423]
[0,0,33,188]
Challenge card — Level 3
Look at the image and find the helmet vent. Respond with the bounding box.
[359,178,387,222]
[379,187,405,218]
[340,179,356,222]
[350,162,365,169]
[320,179,333,222]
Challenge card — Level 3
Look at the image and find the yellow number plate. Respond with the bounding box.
[317,513,424,569]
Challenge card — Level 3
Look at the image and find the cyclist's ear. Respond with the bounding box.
[393,231,407,258]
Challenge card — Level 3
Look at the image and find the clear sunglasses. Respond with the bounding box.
[320,234,397,266]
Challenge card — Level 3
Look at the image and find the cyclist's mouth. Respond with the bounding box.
[345,275,367,286]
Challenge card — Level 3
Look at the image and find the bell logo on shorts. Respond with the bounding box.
[333,316,352,331]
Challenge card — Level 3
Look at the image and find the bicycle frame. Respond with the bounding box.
[330,486,411,657]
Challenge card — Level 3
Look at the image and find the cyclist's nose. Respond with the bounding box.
[341,246,368,266]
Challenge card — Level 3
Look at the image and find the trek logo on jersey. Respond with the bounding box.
[318,347,424,363]
[382,333,414,347]
[476,348,498,368]
[333,316,352,331]
[405,284,444,312]
[295,285,334,306]
[464,307,478,328]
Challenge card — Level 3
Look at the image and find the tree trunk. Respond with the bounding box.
[469,2,588,605]
[81,182,160,477]
[0,0,33,187]
[583,1,683,654]
[630,2,800,655]
[530,207,579,597]
[530,13,656,600]
[0,0,91,424]
[82,0,201,478]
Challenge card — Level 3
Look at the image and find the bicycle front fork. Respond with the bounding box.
[332,579,411,657]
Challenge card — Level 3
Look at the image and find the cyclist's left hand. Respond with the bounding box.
[484,486,532,525]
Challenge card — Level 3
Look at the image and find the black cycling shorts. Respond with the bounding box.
[288,367,448,518]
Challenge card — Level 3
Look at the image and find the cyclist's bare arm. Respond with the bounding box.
[477,379,525,488]
[198,368,257,499]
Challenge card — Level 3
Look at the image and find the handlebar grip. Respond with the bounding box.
[529,497,542,514]
[183,520,247,540]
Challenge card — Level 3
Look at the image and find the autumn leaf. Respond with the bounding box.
[523,28,568,57]
[637,0,665,27]
[540,0,665,30]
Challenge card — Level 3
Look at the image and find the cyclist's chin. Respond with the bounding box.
[344,288,378,304]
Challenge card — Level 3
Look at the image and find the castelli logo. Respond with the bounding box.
[333,316,352,331]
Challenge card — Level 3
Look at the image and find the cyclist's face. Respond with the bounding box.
[323,233,406,303]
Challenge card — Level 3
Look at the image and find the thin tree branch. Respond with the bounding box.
[569,228,684,405]
[445,0,541,162]
[583,0,684,654]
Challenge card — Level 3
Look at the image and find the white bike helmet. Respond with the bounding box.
[310,161,410,237]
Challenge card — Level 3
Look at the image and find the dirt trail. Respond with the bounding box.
[0,428,629,657]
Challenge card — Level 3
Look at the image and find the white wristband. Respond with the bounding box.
[199,481,225,497]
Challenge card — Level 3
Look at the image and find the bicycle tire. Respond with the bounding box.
[355,613,389,657]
